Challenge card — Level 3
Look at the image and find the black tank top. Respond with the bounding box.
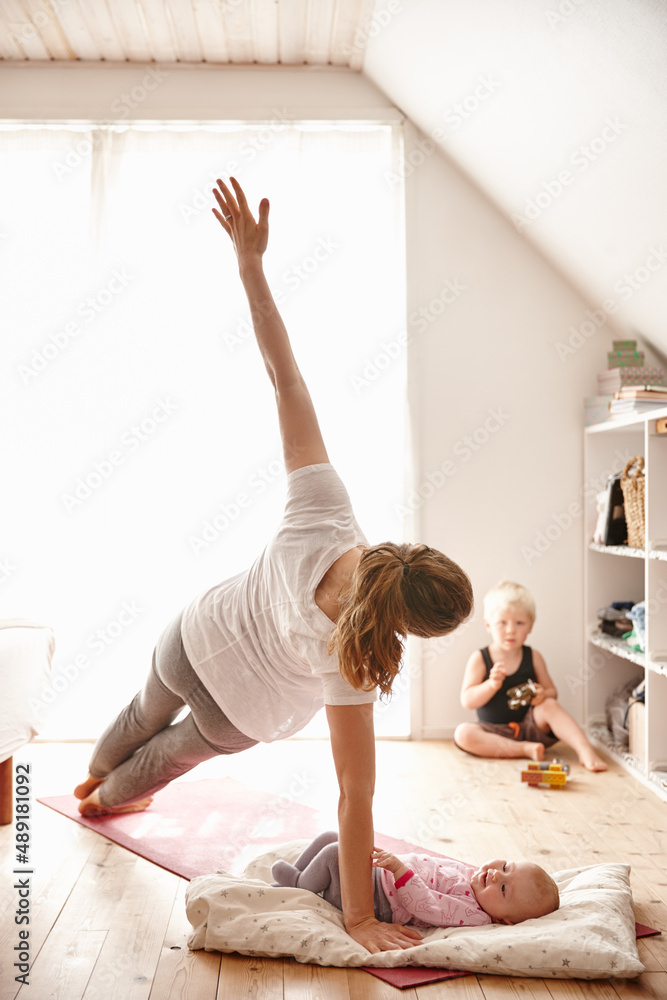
[476,646,536,724]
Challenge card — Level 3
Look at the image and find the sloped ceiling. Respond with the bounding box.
[363,0,667,359]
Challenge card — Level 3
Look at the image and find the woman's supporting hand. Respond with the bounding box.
[346,916,422,954]
[212,176,269,269]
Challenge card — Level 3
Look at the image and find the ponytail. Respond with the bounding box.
[328,542,473,696]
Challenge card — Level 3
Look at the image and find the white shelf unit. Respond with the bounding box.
[584,407,667,802]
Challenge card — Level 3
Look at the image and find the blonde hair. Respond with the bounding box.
[328,542,473,696]
[483,580,536,626]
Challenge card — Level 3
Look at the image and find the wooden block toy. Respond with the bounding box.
[521,761,569,788]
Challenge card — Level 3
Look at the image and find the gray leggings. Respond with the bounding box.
[271,832,393,923]
[88,612,258,808]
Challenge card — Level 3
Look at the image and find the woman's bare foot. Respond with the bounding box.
[579,750,608,772]
[74,774,104,800]
[525,742,546,761]
[78,786,154,816]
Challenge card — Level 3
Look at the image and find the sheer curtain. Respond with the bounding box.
[1,122,407,740]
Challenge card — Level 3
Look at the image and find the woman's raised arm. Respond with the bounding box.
[212,177,329,474]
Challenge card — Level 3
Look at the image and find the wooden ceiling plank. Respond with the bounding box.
[277,0,307,65]
[50,0,104,61]
[329,0,359,68]
[1,0,51,59]
[106,0,153,62]
[134,0,178,62]
[334,0,376,70]
[251,0,278,65]
[0,0,375,67]
[192,0,231,64]
[221,2,254,64]
[19,0,75,59]
[163,0,204,63]
[304,0,336,65]
[77,0,127,61]
[0,7,29,59]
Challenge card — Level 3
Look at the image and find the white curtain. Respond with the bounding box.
[1,122,408,739]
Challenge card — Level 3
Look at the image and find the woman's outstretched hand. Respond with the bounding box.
[212,176,269,267]
[346,916,422,954]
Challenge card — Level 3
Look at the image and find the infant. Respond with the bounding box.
[271,831,559,928]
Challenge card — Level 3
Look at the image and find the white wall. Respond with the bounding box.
[402,120,661,737]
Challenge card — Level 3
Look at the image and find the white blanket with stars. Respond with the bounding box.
[185,841,643,979]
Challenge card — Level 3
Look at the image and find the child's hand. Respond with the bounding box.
[530,682,546,706]
[372,848,409,879]
[489,662,506,689]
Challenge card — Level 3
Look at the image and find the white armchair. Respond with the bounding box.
[0,619,55,824]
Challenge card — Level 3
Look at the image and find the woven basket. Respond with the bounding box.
[621,456,645,549]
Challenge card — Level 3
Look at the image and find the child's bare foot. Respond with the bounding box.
[526,742,545,761]
[78,787,154,816]
[73,774,104,800]
[579,751,608,772]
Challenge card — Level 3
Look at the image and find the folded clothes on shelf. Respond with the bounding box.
[622,602,646,652]
[596,602,635,637]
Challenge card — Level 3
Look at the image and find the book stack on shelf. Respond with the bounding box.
[585,340,666,425]
[610,385,667,418]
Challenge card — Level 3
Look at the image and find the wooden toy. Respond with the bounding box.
[507,679,537,710]
[521,760,569,788]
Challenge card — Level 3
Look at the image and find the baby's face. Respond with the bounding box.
[471,859,549,924]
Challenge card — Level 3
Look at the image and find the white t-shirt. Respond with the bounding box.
[180,463,377,742]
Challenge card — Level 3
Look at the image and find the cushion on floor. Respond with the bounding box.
[185,840,644,979]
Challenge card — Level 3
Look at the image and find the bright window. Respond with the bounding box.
[1,122,408,739]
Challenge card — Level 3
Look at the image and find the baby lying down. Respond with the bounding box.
[272,832,559,928]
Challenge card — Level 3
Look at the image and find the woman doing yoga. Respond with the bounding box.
[73,177,473,953]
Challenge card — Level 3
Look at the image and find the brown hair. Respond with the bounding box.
[328,542,473,696]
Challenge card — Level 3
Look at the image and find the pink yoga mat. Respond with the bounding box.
[38,777,323,881]
[38,780,660,989]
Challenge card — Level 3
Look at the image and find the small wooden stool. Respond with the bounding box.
[0,756,13,825]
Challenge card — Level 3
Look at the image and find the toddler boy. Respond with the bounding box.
[454,581,607,771]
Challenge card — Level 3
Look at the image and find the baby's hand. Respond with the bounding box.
[489,662,506,688]
[372,848,409,879]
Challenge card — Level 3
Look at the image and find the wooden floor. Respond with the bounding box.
[0,738,666,999]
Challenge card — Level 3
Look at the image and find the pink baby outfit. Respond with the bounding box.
[379,854,492,928]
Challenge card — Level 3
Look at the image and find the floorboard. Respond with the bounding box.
[0,740,664,999]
